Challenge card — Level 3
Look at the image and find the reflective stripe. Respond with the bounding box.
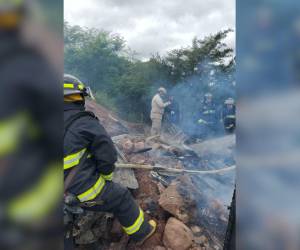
[78,84,84,90]
[226,115,236,119]
[198,119,206,124]
[64,148,87,170]
[101,172,113,181]
[64,83,74,89]
[0,113,27,156]
[123,208,144,235]
[226,124,234,129]
[8,164,62,223]
[203,110,215,114]
[77,176,105,202]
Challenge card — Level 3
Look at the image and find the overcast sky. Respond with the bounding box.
[64,0,235,59]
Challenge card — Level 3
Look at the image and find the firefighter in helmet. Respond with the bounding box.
[222,98,236,133]
[63,74,156,248]
[197,93,219,138]
[0,0,61,248]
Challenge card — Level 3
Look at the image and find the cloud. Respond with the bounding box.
[65,0,235,59]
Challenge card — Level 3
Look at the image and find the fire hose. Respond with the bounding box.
[115,163,236,175]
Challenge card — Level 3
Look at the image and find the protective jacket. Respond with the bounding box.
[199,101,218,124]
[164,99,180,125]
[150,94,169,119]
[64,102,117,203]
[222,105,236,131]
[63,102,152,242]
[0,31,61,222]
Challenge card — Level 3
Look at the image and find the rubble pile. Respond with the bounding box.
[75,101,235,250]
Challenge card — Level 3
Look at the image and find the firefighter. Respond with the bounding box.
[64,74,156,248]
[164,95,180,126]
[0,0,61,249]
[197,93,219,138]
[150,87,171,136]
[222,98,236,133]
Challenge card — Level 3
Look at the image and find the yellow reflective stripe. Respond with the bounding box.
[77,176,105,202]
[123,208,144,235]
[0,113,27,156]
[0,0,23,5]
[64,83,74,89]
[8,164,62,223]
[78,84,84,90]
[101,172,113,181]
[64,148,87,170]
[226,115,236,118]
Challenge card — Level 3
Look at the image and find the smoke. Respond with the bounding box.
[168,59,235,138]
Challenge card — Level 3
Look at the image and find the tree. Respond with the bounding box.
[64,23,235,122]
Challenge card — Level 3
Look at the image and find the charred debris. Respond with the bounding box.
[74,100,235,250]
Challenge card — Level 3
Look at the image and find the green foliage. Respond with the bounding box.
[64,22,235,122]
[93,91,117,114]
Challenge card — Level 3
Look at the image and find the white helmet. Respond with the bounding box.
[204,93,212,98]
[225,98,235,105]
[158,87,167,95]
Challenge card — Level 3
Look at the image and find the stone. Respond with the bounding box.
[163,217,194,250]
[194,235,208,245]
[112,168,139,189]
[153,246,166,250]
[75,230,96,244]
[134,141,145,151]
[159,181,187,223]
[158,176,197,224]
[110,219,123,240]
[157,182,166,194]
[191,225,203,235]
[143,197,159,216]
[122,139,134,153]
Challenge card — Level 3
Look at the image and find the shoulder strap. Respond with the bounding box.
[64,111,97,192]
[64,111,96,138]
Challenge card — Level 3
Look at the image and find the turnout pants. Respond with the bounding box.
[84,181,151,241]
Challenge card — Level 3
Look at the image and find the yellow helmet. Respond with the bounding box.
[0,0,26,30]
[64,74,95,101]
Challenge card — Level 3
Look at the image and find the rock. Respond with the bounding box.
[163,217,194,250]
[194,235,208,245]
[158,181,187,223]
[110,219,123,241]
[154,246,166,250]
[134,141,145,151]
[75,230,95,244]
[190,246,203,250]
[112,168,139,189]
[191,225,203,235]
[143,197,159,216]
[157,182,166,194]
[210,199,228,222]
[128,154,146,164]
[109,235,129,250]
[74,211,110,243]
[122,139,134,153]
[158,175,197,223]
